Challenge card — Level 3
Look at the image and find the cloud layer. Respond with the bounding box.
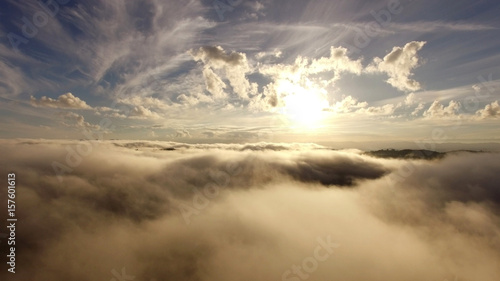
[1,140,499,281]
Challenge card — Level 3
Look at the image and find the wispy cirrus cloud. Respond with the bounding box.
[389,21,497,33]
[1,0,500,142]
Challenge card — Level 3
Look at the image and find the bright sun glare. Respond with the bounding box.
[280,85,329,129]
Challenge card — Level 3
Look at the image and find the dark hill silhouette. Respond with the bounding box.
[365,149,445,160]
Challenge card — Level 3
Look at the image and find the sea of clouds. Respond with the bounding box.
[0,139,499,281]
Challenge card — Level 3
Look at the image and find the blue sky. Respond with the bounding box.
[1,0,499,144]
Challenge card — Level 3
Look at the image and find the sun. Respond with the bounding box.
[282,90,329,129]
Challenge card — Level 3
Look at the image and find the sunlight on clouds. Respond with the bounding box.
[367,41,426,92]
[2,1,500,278]
[268,77,331,130]
[30,93,92,109]
[282,88,329,129]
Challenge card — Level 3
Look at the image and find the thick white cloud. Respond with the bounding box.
[249,82,281,111]
[308,46,363,77]
[367,41,426,92]
[253,46,363,113]
[259,46,362,84]
[412,102,425,116]
[404,93,417,106]
[202,67,227,99]
[30,93,92,109]
[327,96,399,116]
[1,140,500,281]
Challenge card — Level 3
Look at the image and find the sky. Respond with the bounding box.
[1,0,500,145]
[1,2,500,280]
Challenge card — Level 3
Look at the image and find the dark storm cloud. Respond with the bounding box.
[1,140,499,281]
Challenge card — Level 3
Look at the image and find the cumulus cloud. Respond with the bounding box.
[202,67,227,99]
[190,46,256,99]
[356,103,397,116]
[259,46,362,84]
[328,96,397,116]
[308,46,363,77]
[129,105,161,119]
[251,47,363,113]
[30,93,92,109]
[367,41,426,92]
[404,93,417,106]
[476,101,500,119]
[1,140,500,281]
[423,100,461,119]
[185,42,427,115]
[412,102,425,116]
[330,95,368,113]
[248,82,281,111]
